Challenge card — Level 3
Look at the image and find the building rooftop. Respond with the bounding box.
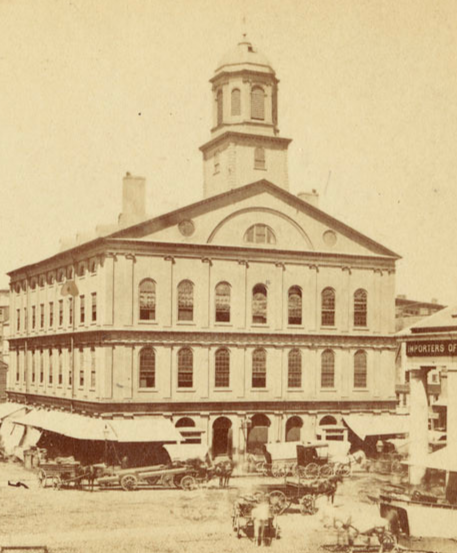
[215,37,275,75]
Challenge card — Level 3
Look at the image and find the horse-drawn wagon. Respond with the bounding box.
[260,442,333,479]
[37,460,104,490]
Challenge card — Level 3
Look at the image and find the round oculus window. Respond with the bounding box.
[323,230,337,247]
[178,219,195,237]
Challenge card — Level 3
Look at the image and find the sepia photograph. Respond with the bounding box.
[0,0,457,551]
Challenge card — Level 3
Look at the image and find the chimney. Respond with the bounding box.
[118,172,146,227]
[298,189,319,208]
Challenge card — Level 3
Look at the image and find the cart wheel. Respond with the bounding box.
[255,461,265,474]
[299,494,315,515]
[268,490,288,515]
[319,464,334,478]
[37,469,47,488]
[52,475,62,490]
[304,463,319,480]
[180,475,196,491]
[336,463,351,477]
[379,530,396,551]
[120,474,138,491]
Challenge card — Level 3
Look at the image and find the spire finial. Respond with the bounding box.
[241,14,248,42]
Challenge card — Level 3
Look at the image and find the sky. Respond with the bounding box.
[1,0,457,304]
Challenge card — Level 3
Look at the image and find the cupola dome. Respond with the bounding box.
[215,36,275,76]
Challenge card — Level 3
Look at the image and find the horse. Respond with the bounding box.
[75,464,96,491]
[215,460,234,488]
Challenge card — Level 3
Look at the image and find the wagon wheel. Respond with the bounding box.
[52,475,62,490]
[160,473,175,488]
[255,461,265,474]
[299,494,316,515]
[180,475,196,491]
[37,469,47,487]
[379,530,396,551]
[120,474,138,491]
[304,462,319,480]
[336,463,351,477]
[295,465,307,479]
[319,464,334,478]
[268,490,288,515]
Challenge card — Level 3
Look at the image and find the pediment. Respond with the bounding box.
[108,180,399,259]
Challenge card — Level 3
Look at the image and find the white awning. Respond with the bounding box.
[164,443,210,462]
[266,441,300,461]
[11,409,182,443]
[0,402,27,420]
[108,418,182,443]
[0,420,25,454]
[343,414,410,440]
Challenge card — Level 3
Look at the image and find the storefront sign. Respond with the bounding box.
[406,340,457,357]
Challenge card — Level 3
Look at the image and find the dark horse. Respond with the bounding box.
[214,460,234,488]
[75,465,97,491]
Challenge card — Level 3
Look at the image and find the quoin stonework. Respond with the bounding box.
[7,37,400,461]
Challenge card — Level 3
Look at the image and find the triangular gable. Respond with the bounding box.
[109,179,400,259]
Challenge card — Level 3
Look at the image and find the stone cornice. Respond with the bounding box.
[7,392,397,416]
[9,329,398,350]
[200,131,292,154]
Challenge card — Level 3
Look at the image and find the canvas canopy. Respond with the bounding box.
[163,443,210,462]
[343,414,410,440]
[11,409,181,443]
[0,402,27,420]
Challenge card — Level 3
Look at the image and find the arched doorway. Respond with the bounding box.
[286,416,303,442]
[247,414,271,454]
[212,417,232,457]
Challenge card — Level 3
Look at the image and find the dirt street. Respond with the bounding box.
[0,462,391,553]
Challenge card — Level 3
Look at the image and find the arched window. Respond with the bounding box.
[244,224,276,244]
[252,348,266,388]
[215,348,230,388]
[354,350,367,388]
[178,280,194,321]
[139,347,155,388]
[288,349,302,388]
[321,288,336,326]
[178,348,193,388]
[175,417,195,428]
[286,416,303,442]
[252,284,267,324]
[139,279,156,321]
[251,86,265,120]
[288,286,302,325]
[231,88,241,116]
[321,349,335,388]
[354,289,367,327]
[215,282,231,322]
[217,89,223,126]
[254,147,265,170]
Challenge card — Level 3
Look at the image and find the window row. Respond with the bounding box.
[13,260,98,293]
[15,347,96,389]
[140,279,368,328]
[138,347,369,390]
[216,86,265,126]
[16,294,97,331]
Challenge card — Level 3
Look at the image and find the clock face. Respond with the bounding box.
[178,219,195,237]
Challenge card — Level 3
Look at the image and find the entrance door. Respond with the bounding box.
[212,417,232,457]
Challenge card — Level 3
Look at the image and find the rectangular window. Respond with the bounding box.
[91,293,97,322]
[40,304,44,328]
[69,297,73,326]
[24,307,27,330]
[68,348,72,387]
[80,295,85,324]
[31,350,36,383]
[90,347,96,388]
[40,350,44,383]
[32,306,36,329]
[59,300,63,326]
[49,350,53,384]
[49,302,54,327]
[58,349,63,385]
[16,309,20,331]
[79,348,84,387]
[16,351,20,382]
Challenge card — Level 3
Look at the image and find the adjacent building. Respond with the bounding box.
[7,38,400,460]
